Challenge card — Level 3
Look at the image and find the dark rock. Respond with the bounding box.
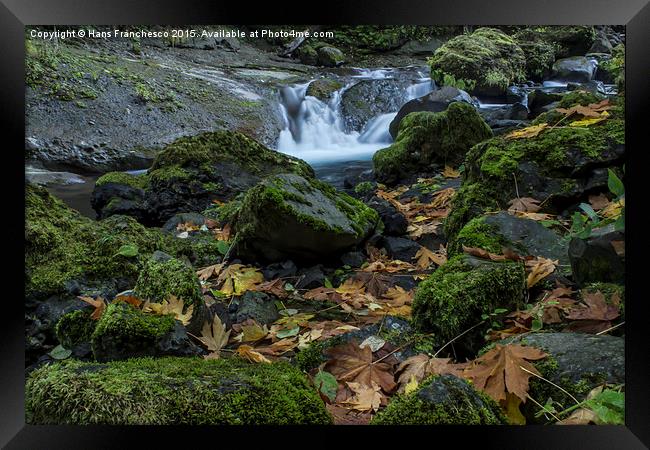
[527,89,563,116]
[366,197,408,236]
[296,265,327,290]
[478,103,529,127]
[91,182,147,221]
[340,251,366,268]
[162,212,207,233]
[396,36,448,55]
[228,291,280,326]
[551,57,598,83]
[569,230,624,286]
[588,28,613,54]
[381,236,421,261]
[263,260,298,280]
[566,80,607,95]
[389,86,477,139]
[506,85,528,104]
[340,79,410,133]
[208,301,232,330]
[317,46,345,67]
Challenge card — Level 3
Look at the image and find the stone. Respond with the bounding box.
[228,291,280,326]
[551,57,598,83]
[569,230,624,286]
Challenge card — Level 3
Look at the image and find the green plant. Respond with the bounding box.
[481,307,509,338]
[570,169,624,238]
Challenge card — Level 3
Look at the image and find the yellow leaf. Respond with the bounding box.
[442,166,460,178]
[404,375,419,394]
[525,257,558,288]
[501,392,527,425]
[143,295,194,326]
[216,264,264,295]
[236,345,271,364]
[505,123,548,140]
[193,315,230,358]
[569,115,608,127]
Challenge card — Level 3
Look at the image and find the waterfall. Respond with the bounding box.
[276,68,434,164]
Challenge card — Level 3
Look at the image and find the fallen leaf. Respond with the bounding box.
[216,264,264,296]
[342,381,383,412]
[462,245,522,262]
[526,257,558,288]
[508,197,541,213]
[395,354,467,393]
[505,123,548,139]
[193,314,230,358]
[235,344,271,363]
[442,166,461,178]
[252,278,289,298]
[143,295,194,326]
[414,246,447,269]
[112,294,143,308]
[463,344,548,403]
[196,263,224,282]
[324,341,396,393]
[359,335,386,353]
[564,291,619,333]
[588,193,611,211]
[78,296,107,320]
[381,286,413,307]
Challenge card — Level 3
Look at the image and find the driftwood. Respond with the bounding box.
[278,35,307,57]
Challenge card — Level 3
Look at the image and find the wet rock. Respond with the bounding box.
[340,79,410,133]
[381,236,421,262]
[233,174,378,263]
[503,332,624,423]
[24,166,86,187]
[389,86,477,139]
[569,229,624,286]
[566,80,607,95]
[317,46,345,67]
[305,78,343,102]
[551,57,598,83]
[91,178,147,221]
[228,291,279,326]
[371,374,506,425]
[296,265,327,290]
[366,197,408,236]
[478,103,529,127]
[340,251,366,268]
[263,260,297,280]
[527,89,563,116]
[396,35,449,55]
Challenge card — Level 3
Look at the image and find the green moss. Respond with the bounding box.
[412,255,525,345]
[513,26,595,59]
[26,356,332,424]
[90,303,176,360]
[96,171,149,190]
[353,181,375,196]
[558,91,604,109]
[133,258,202,306]
[306,78,344,101]
[295,340,329,372]
[428,28,526,95]
[25,184,194,298]
[447,216,506,257]
[55,310,97,349]
[517,39,557,80]
[444,182,501,242]
[373,102,492,184]
[371,374,506,425]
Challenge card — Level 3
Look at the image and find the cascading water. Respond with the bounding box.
[276,68,434,164]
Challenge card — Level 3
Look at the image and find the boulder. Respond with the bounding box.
[513,26,596,59]
[374,102,492,185]
[295,44,318,65]
[412,254,526,355]
[371,374,506,425]
[228,291,280,326]
[502,332,624,423]
[444,102,624,240]
[428,28,526,97]
[305,78,343,102]
[162,212,207,233]
[340,79,410,133]
[551,57,598,83]
[389,86,477,139]
[233,174,379,263]
[588,28,614,54]
[527,89,563,116]
[90,303,202,362]
[569,229,625,286]
[317,46,345,67]
[381,236,422,261]
[296,265,328,289]
[91,131,314,225]
[366,196,408,236]
[478,103,529,128]
[26,357,332,424]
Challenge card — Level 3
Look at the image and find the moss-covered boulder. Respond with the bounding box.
[305,78,343,101]
[513,26,595,59]
[448,212,570,268]
[428,28,526,97]
[412,254,526,354]
[233,173,379,263]
[92,131,314,225]
[90,303,201,362]
[500,332,624,423]
[55,309,96,350]
[516,38,557,81]
[371,374,506,425]
[373,102,492,185]
[133,256,208,334]
[317,46,345,67]
[26,356,332,424]
[444,106,624,240]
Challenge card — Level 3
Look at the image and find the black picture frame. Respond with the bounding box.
[2,1,648,447]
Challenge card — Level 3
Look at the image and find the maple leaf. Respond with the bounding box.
[255,338,299,356]
[395,354,467,393]
[525,257,558,288]
[442,166,461,178]
[564,291,619,333]
[324,341,396,393]
[414,246,446,269]
[236,344,271,363]
[508,197,541,213]
[303,287,342,303]
[462,344,547,403]
[342,381,383,413]
[112,294,142,308]
[143,295,194,326]
[252,278,289,298]
[78,296,106,320]
[407,221,440,239]
[193,314,230,358]
[505,123,548,140]
[428,188,456,209]
[569,115,609,127]
[349,271,393,298]
[381,286,413,307]
[232,319,269,342]
[601,198,624,219]
[216,264,264,295]
[196,263,224,281]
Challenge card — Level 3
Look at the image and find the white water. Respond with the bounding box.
[276,68,433,164]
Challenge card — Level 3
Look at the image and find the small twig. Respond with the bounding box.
[433,320,485,357]
[513,173,520,199]
[519,365,580,405]
[526,393,561,422]
[596,321,625,335]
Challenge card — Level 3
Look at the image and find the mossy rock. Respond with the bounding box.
[373,102,492,185]
[305,78,343,101]
[133,257,207,334]
[92,131,315,225]
[371,374,507,425]
[25,183,195,300]
[517,39,557,81]
[444,111,624,240]
[428,27,526,97]
[55,309,96,349]
[317,46,345,67]
[26,356,332,424]
[513,26,595,59]
[233,173,378,263]
[412,254,526,355]
[500,332,624,423]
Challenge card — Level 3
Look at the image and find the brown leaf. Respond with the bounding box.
[395,354,467,393]
[414,246,447,269]
[508,197,541,213]
[193,315,230,358]
[462,245,522,262]
[252,278,289,298]
[303,287,343,303]
[526,257,558,288]
[235,344,271,363]
[442,166,461,178]
[342,381,384,412]
[381,286,413,307]
[112,294,143,308]
[324,341,396,393]
[78,296,106,320]
[196,263,224,281]
[462,344,547,403]
[325,404,372,425]
[588,193,611,211]
[564,291,619,333]
[349,272,393,298]
[610,240,625,257]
